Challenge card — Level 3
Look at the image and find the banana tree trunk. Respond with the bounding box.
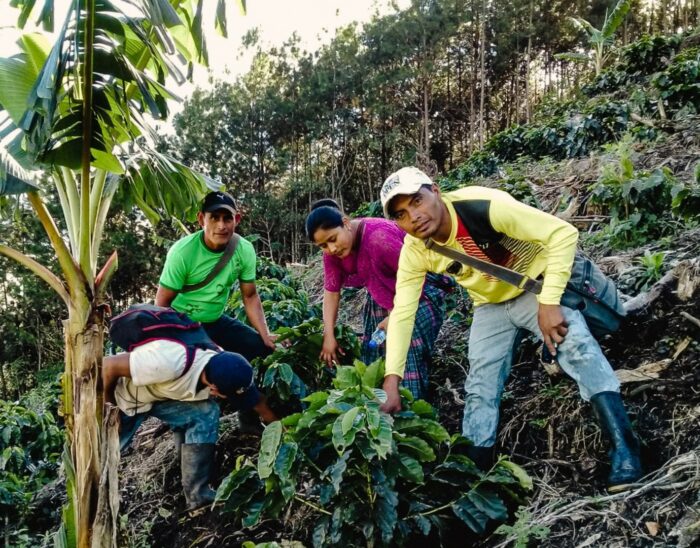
[62,295,118,548]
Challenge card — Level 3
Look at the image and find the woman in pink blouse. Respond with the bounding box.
[305,199,452,400]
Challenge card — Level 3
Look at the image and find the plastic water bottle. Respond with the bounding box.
[367,327,386,350]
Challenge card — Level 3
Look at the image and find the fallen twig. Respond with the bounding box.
[680,311,700,330]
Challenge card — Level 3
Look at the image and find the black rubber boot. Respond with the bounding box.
[459,445,495,471]
[590,392,643,492]
[181,443,217,511]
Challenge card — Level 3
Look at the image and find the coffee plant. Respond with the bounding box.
[652,47,700,113]
[216,360,532,546]
[588,151,692,248]
[228,270,321,331]
[0,398,62,522]
[255,318,361,413]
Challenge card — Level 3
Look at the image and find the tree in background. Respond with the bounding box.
[164,0,698,263]
[0,0,242,545]
[556,0,633,75]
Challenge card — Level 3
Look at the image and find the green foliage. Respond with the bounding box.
[217,360,532,546]
[451,151,501,184]
[652,47,700,114]
[581,69,631,97]
[256,256,294,283]
[227,258,321,331]
[495,508,551,547]
[619,34,682,76]
[0,395,62,523]
[588,148,694,247]
[351,201,383,219]
[229,277,320,331]
[256,318,360,411]
[629,250,666,292]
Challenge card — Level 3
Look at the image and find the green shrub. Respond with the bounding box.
[255,318,360,413]
[228,276,320,331]
[0,398,62,522]
[589,155,684,248]
[217,360,532,546]
[582,69,631,97]
[653,47,700,114]
[351,201,383,218]
[618,34,682,76]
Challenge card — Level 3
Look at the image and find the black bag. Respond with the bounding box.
[109,304,219,376]
[560,253,626,338]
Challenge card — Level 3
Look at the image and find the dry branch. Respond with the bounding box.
[491,450,700,548]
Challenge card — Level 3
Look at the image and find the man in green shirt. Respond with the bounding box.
[156,191,276,362]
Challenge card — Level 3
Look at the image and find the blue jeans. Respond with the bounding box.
[119,399,220,451]
[463,291,620,446]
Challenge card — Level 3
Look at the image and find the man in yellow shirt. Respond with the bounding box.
[379,167,642,492]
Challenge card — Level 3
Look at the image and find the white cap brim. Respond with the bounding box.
[380,167,433,217]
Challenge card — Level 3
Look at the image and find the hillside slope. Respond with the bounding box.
[111,32,700,547]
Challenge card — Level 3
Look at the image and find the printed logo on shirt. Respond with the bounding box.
[455,217,516,282]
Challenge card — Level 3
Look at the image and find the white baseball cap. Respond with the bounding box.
[380,167,433,218]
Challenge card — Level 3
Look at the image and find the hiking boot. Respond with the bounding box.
[590,391,643,492]
[181,443,217,511]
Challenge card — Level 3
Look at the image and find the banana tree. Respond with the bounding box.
[555,0,632,75]
[0,0,242,546]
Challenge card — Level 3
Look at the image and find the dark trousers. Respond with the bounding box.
[203,314,272,363]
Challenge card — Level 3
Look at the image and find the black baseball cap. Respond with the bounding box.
[202,191,237,215]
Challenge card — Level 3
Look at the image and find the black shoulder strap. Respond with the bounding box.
[181,234,241,293]
[425,238,543,295]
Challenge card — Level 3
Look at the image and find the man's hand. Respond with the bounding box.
[262,333,278,350]
[376,316,390,332]
[102,354,131,408]
[320,334,345,366]
[379,375,402,414]
[538,303,569,357]
[253,395,278,424]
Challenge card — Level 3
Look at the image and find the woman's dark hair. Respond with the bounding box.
[306,198,344,241]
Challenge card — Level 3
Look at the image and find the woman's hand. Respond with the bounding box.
[376,316,390,332]
[320,334,345,366]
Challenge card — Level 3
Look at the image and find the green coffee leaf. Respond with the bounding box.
[452,496,489,533]
[394,417,449,443]
[274,441,298,481]
[374,474,398,543]
[258,422,283,479]
[341,407,361,435]
[369,415,393,459]
[397,453,424,483]
[322,451,350,494]
[332,410,360,451]
[468,488,507,520]
[497,459,533,490]
[361,358,384,388]
[396,436,436,462]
